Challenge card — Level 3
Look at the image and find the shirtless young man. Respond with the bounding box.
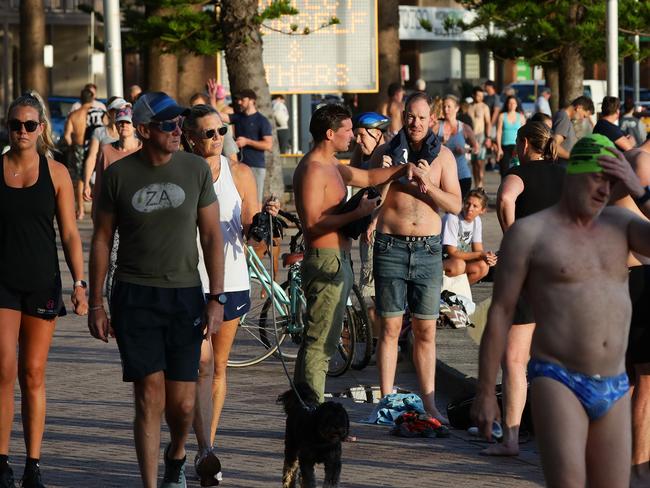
[63,88,94,219]
[468,86,492,188]
[292,104,421,403]
[613,139,650,487]
[473,134,650,488]
[369,91,462,423]
[378,83,405,142]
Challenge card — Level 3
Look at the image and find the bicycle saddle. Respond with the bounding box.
[282,252,304,267]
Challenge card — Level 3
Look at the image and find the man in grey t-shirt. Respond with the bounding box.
[552,96,594,164]
[88,92,225,488]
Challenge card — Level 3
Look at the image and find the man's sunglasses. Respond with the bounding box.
[149,118,183,133]
[8,119,40,132]
[198,126,228,139]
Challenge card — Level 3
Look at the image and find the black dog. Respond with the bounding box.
[278,383,349,488]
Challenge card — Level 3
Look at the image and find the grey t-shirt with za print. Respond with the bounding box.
[98,150,217,288]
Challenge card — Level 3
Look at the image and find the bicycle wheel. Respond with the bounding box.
[259,280,303,361]
[227,276,290,367]
[326,305,356,377]
[349,284,373,370]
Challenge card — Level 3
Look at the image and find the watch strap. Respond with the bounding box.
[207,293,228,304]
[635,186,650,206]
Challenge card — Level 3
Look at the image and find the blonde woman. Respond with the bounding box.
[0,92,87,487]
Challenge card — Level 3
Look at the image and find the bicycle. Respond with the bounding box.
[227,210,372,377]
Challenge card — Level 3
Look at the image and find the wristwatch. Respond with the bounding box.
[73,280,87,289]
[634,186,650,206]
[207,293,228,305]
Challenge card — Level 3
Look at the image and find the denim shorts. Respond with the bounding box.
[373,232,443,320]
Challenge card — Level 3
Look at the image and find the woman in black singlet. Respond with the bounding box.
[0,93,87,487]
[486,121,564,456]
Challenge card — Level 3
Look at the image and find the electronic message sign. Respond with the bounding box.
[219,0,378,94]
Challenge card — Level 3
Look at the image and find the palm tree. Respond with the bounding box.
[20,0,48,101]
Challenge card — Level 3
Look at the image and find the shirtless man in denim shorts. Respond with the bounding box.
[369,91,462,423]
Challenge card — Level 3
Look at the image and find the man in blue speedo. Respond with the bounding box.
[473,134,650,488]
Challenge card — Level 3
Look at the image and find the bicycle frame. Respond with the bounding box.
[245,245,306,335]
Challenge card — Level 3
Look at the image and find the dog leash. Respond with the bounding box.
[267,211,314,411]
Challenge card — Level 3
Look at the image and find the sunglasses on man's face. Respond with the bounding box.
[198,126,228,139]
[8,119,40,132]
[149,118,183,133]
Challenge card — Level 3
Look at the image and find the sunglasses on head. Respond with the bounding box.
[149,118,183,133]
[199,126,228,139]
[8,119,40,132]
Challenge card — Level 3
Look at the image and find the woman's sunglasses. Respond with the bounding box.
[198,126,228,139]
[8,119,40,132]
[149,118,183,133]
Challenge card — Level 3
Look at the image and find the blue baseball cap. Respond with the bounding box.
[132,92,189,125]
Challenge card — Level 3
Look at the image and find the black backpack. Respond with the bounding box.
[338,187,381,240]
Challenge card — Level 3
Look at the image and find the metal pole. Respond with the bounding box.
[3,19,10,120]
[291,93,299,154]
[633,16,640,105]
[103,0,124,97]
[606,0,618,97]
[89,11,94,83]
[487,22,495,81]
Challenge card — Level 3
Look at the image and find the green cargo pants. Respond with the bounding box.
[294,248,354,403]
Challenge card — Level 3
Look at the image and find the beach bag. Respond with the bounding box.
[437,290,472,329]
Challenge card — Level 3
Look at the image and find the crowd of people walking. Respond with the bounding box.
[0,74,649,488]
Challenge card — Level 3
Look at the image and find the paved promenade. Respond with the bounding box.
[8,171,546,487]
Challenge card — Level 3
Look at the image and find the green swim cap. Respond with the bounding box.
[567,134,616,175]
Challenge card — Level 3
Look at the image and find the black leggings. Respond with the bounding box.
[499,145,516,178]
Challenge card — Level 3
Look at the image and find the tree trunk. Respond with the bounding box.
[559,44,584,108]
[358,0,400,112]
[146,5,178,98]
[176,4,210,105]
[544,63,560,113]
[147,45,178,98]
[178,54,213,105]
[220,0,282,200]
[559,3,586,108]
[20,0,48,101]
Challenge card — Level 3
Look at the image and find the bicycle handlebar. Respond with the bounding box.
[278,209,302,229]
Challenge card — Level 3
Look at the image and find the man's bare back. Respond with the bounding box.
[510,206,632,375]
[65,105,90,146]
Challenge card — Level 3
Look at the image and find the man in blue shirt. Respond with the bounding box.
[230,89,273,202]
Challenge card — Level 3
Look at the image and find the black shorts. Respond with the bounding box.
[110,281,205,382]
[213,290,251,322]
[628,266,650,365]
[512,293,534,325]
[0,277,66,320]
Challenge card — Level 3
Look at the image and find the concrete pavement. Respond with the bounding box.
[7,170,546,487]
